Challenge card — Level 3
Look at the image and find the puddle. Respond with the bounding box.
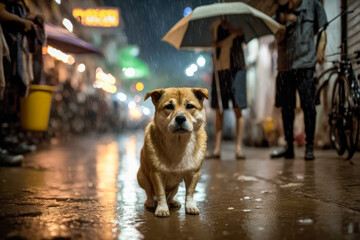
[236,175,258,182]
[297,218,313,225]
[280,183,303,188]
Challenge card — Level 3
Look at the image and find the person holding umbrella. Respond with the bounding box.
[206,19,247,160]
[162,2,285,159]
[270,0,327,160]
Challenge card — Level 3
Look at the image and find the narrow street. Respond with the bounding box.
[0,132,359,239]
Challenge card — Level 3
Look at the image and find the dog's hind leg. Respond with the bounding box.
[137,168,156,208]
[167,186,181,208]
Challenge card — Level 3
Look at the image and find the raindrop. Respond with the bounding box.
[243,196,251,200]
[296,175,304,180]
[280,183,302,188]
[227,207,235,210]
[240,198,243,201]
[297,218,313,225]
[236,175,258,182]
[88,182,94,188]
[255,198,262,202]
[243,209,252,212]
[255,206,261,209]
[261,190,272,194]
[258,227,265,231]
[222,231,230,236]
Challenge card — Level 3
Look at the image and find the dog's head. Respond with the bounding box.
[145,88,208,134]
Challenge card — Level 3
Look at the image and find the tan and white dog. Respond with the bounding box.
[137,87,208,217]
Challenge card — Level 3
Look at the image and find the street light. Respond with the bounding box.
[77,63,86,72]
[185,67,194,77]
[197,55,206,67]
[135,82,144,91]
[189,63,198,72]
[128,101,136,109]
[183,7,192,17]
[62,18,73,32]
[117,92,127,102]
[124,68,135,78]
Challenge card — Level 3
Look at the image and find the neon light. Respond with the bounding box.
[73,8,119,27]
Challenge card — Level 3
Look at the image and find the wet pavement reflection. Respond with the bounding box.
[0,132,360,239]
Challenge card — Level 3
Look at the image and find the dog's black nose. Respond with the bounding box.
[175,116,186,125]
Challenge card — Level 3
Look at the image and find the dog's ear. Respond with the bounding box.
[192,88,208,103]
[144,89,164,105]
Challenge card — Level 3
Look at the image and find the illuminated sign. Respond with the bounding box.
[72,8,119,27]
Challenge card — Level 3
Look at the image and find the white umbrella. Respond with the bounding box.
[162,2,283,50]
[162,2,283,111]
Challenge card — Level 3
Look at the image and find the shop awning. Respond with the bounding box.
[45,23,103,56]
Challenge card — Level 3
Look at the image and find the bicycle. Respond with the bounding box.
[315,47,360,160]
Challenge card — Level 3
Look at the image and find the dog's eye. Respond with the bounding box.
[186,104,195,109]
[164,104,174,110]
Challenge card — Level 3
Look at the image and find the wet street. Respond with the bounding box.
[1,132,360,240]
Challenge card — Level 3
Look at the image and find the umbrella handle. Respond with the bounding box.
[212,48,223,113]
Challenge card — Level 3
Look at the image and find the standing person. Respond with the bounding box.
[206,19,247,160]
[271,0,327,160]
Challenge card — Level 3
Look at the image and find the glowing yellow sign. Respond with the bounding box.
[72,8,119,27]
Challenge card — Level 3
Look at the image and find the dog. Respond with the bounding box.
[137,87,208,217]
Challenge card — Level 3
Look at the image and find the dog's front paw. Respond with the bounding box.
[155,205,170,217]
[169,200,181,208]
[144,199,156,208]
[185,201,199,215]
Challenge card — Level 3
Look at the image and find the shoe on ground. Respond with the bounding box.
[304,146,315,161]
[3,142,34,155]
[271,146,294,159]
[236,153,246,160]
[0,148,23,167]
[205,152,220,159]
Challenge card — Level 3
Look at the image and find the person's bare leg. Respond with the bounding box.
[234,108,245,158]
[213,109,223,155]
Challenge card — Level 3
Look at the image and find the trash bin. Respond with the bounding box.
[20,85,56,131]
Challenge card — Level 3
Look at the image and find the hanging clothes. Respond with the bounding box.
[26,17,45,84]
[0,25,10,100]
[1,0,30,97]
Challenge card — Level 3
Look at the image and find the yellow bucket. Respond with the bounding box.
[20,85,56,131]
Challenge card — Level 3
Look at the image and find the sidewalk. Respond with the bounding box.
[0,133,359,239]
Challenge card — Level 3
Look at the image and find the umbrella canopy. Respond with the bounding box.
[162,2,283,50]
[45,23,103,56]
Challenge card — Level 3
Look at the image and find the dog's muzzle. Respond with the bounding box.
[171,114,191,133]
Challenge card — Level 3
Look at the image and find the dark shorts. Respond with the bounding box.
[211,69,247,109]
[275,68,317,108]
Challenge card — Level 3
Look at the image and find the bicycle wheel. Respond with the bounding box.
[346,108,360,159]
[329,77,347,155]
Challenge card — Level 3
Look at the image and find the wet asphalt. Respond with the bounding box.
[0,132,360,240]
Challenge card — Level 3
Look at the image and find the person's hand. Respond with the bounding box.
[22,19,35,32]
[286,13,297,23]
[317,50,325,64]
[275,26,286,44]
[221,20,231,30]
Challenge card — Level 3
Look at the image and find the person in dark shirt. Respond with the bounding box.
[271,0,327,160]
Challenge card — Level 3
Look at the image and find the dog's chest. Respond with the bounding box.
[159,139,201,173]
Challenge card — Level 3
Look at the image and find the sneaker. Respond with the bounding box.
[0,148,23,167]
